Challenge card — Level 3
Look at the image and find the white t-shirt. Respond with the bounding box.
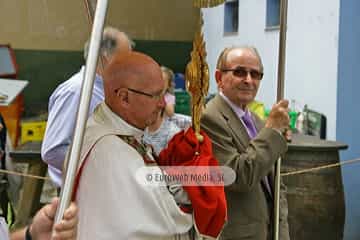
[143,118,180,156]
[0,217,9,240]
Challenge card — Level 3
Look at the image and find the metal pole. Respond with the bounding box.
[83,0,106,75]
[53,0,108,227]
[274,0,288,239]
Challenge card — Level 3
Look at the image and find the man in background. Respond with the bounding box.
[42,27,133,187]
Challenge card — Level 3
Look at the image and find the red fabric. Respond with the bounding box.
[158,128,227,238]
[72,155,88,201]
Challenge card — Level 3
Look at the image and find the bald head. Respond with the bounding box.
[103,51,161,97]
[103,51,165,129]
[216,46,263,72]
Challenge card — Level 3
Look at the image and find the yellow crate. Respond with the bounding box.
[21,121,47,144]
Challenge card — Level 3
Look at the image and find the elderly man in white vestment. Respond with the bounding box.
[73,51,193,239]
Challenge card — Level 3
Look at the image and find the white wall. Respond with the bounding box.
[202,0,340,140]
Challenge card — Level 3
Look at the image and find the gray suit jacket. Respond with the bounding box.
[201,95,290,240]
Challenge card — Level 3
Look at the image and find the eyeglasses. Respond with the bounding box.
[221,66,263,80]
[127,87,165,101]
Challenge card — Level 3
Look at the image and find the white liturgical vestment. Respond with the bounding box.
[75,102,193,240]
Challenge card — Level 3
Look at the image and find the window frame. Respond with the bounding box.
[224,0,239,35]
[265,0,280,30]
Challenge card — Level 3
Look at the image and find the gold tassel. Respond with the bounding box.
[187,0,225,141]
[185,12,209,142]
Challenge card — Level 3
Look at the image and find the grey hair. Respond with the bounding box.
[216,46,264,72]
[83,26,135,60]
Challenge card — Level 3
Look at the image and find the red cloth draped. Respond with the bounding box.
[158,128,227,238]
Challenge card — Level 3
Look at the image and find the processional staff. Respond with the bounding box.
[274,0,289,240]
[53,0,108,230]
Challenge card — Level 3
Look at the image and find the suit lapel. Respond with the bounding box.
[213,95,250,150]
[252,112,265,134]
[252,113,276,197]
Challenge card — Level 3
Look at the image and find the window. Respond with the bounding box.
[224,0,239,34]
[266,0,280,28]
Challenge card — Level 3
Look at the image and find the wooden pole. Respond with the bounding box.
[274,0,288,239]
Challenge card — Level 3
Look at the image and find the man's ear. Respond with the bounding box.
[102,54,110,65]
[215,70,223,88]
[117,88,129,107]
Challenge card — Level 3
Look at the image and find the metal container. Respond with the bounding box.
[282,134,347,240]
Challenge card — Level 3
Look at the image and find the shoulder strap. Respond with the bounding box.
[116,135,157,165]
[72,134,157,201]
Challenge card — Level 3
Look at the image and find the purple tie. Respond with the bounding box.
[241,111,257,139]
[242,111,273,197]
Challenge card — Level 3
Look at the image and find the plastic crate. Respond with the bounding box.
[21,121,47,144]
[265,110,298,130]
[175,91,191,116]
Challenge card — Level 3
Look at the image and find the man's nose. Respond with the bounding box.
[243,71,253,83]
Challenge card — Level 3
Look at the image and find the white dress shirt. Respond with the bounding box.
[143,118,180,156]
[41,66,104,186]
[0,217,9,240]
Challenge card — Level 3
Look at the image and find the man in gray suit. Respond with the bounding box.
[201,46,290,240]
